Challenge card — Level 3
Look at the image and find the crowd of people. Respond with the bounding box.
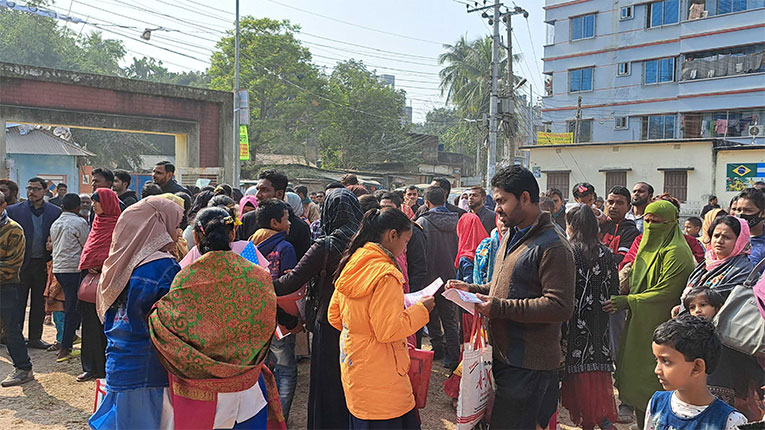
[1,162,765,430]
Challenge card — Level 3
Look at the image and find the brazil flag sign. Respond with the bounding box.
[726,163,765,191]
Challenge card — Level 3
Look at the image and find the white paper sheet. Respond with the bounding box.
[403,278,443,308]
[442,288,484,314]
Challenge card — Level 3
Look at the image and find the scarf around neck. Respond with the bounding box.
[704,217,750,271]
[79,188,122,271]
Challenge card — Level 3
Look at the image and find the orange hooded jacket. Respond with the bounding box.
[328,242,430,420]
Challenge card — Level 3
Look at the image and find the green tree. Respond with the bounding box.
[318,60,416,170]
[71,129,157,171]
[125,57,211,88]
[208,17,325,166]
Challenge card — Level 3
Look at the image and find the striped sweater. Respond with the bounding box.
[0,218,26,284]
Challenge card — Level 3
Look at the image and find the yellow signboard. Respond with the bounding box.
[239,125,250,161]
[537,132,574,145]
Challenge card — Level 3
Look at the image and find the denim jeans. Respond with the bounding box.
[54,273,81,349]
[0,284,32,371]
[269,334,297,419]
[426,293,460,368]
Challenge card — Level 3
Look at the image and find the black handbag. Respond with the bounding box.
[304,241,329,332]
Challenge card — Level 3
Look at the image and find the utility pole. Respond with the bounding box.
[527,84,534,147]
[233,0,241,187]
[574,95,583,144]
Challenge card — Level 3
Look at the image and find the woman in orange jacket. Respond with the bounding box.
[328,208,435,429]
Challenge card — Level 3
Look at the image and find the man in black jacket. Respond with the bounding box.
[242,170,311,259]
[152,161,189,195]
[112,170,138,207]
[414,177,466,220]
[416,186,459,369]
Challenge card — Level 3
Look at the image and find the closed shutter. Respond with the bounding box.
[547,172,570,199]
[605,171,627,192]
[664,171,688,202]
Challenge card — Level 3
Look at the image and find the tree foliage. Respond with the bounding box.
[317,60,416,170]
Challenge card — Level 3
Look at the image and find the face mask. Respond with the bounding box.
[738,213,764,228]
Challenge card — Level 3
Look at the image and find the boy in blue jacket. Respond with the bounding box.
[251,198,298,419]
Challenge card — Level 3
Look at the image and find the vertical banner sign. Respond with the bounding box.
[239,125,250,161]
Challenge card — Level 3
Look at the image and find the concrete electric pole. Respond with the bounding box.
[233,0,241,187]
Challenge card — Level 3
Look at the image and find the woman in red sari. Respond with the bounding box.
[149,207,285,429]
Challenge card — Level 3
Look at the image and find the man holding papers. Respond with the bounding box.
[446,166,575,430]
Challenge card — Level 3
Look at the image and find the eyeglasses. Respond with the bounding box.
[26,187,44,192]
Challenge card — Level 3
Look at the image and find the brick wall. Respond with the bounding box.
[1,78,221,166]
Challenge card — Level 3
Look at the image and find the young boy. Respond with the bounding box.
[682,287,724,320]
[646,314,747,430]
[252,198,296,280]
[251,198,298,419]
[684,216,703,239]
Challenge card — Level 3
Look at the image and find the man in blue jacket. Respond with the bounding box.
[6,177,61,349]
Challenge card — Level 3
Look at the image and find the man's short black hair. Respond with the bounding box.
[608,186,631,202]
[380,192,402,208]
[156,161,175,173]
[424,186,446,206]
[406,185,419,192]
[0,179,19,200]
[141,182,163,199]
[256,198,289,229]
[470,186,487,197]
[295,185,309,197]
[653,314,721,374]
[636,181,654,195]
[432,177,452,195]
[62,193,81,211]
[28,177,48,189]
[708,195,717,203]
[92,168,114,183]
[258,170,288,193]
[113,170,131,186]
[737,187,765,211]
[491,166,540,204]
[686,216,702,229]
[546,188,563,200]
[56,183,67,190]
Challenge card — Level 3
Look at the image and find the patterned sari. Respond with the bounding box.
[148,251,285,429]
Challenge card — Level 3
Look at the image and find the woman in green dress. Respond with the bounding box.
[603,200,695,427]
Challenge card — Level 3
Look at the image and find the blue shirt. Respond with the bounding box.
[506,225,532,255]
[103,258,180,391]
[751,231,765,273]
[30,212,45,258]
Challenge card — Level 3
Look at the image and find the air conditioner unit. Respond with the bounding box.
[748,125,765,137]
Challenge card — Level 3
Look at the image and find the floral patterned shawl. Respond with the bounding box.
[148,250,284,428]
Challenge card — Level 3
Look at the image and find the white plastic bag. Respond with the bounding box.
[456,316,494,430]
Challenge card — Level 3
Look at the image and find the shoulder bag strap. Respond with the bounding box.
[744,257,765,288]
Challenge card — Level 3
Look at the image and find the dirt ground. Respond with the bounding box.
[0,323,633,429]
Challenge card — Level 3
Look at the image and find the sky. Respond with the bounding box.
[45,0,546,123]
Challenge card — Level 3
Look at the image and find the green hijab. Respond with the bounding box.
[630,200,686,293]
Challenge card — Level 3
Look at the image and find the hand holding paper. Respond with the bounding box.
[404,278,443,308]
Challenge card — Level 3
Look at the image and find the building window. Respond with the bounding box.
[547,172,570,198]
[569,67,593,92]
[717,0,750,14]
[570,14,596,40]
[664,170,688,202]
[606,171,628,191]
[680,44,765,81]
[620,6,634,20]
[649,0,679,27]
[546,22,556,45]
[688,0,763,19]
[615,117,628,129]
[644,57,675,84]
[642,115,676,139]
[542,121,552,132]
[681,109,765,138]
[567,119,593,142]
[617,62,631,76]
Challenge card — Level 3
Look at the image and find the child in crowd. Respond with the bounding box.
[645,314,747,430]
[572,182,596,206]
[684,217,703,238]
[682,287,724,320]
[250,198,299,419]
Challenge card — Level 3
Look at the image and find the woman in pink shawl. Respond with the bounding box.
[681,215,762,418]
[76,188,122,382]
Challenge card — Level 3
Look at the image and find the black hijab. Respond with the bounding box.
[320,188,363,254]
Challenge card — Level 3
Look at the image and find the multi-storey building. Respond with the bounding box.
[528,0,764,208]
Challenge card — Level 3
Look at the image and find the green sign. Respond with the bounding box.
[239,125,250,161]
